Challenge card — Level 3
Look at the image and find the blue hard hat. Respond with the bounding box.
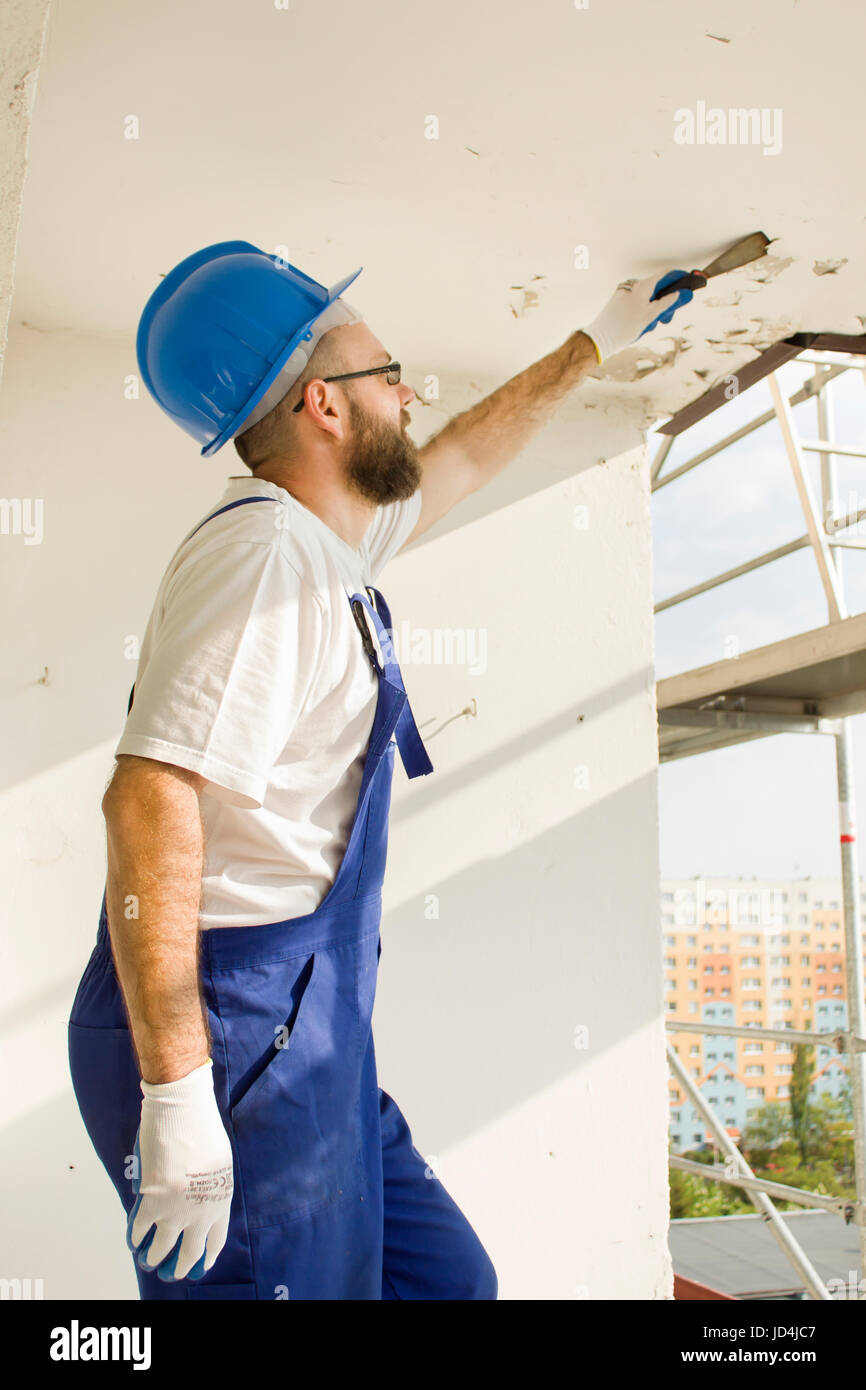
[136,241,363,456]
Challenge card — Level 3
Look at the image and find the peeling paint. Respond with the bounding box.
[595,336,691,383]
[507,276,545,317]
[813,257,848,276]
[745,254,794,285]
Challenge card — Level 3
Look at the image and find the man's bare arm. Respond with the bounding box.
[402,330,598,546]
[102,753,210,1085]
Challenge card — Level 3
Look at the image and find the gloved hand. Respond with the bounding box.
[127,1057,234,1282]
[582,270,694,363]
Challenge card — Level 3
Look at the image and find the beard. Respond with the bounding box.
[342,394,422,506]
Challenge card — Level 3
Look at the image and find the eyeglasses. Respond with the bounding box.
[292,361,402,412]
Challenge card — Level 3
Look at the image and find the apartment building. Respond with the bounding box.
[663,876,866,1152]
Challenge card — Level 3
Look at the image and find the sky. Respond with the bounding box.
[652,358,866,882]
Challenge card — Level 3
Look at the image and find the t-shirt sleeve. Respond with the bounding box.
[115,542,320,809]
[362,488,423,580]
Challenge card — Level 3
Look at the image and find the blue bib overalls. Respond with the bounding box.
[68,497,498,1300]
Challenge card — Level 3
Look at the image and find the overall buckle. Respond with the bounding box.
[351,598,382,673]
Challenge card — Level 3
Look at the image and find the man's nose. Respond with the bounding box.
[397,381,416,407]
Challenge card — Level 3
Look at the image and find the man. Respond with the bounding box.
[68,241,691,1300]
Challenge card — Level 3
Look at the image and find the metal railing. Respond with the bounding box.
[655,345,866,1299]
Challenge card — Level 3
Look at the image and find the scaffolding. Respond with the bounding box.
[653,332,866,1300]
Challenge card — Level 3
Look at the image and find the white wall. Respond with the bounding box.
[0,321,672,1299]
[0,0,50,385]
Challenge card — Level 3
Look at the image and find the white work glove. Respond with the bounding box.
[581,270,693,363]
[127,1058,234,1282]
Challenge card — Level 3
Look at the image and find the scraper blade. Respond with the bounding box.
[660,232,772,295]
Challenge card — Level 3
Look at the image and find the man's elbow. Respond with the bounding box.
[102,755,207,821]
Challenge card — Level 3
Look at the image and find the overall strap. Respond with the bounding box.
[127,496,276,713]
[187,494,276,539]
[349,587,434,779]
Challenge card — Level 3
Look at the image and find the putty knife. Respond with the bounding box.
[661,232,771,296]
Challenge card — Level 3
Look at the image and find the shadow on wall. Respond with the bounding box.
[377,759,663,1151]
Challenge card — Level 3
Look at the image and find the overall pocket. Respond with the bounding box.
[68,1022,142,1214]
[223,942,365,1228]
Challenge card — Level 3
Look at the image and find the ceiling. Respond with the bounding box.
[12,0,866,427]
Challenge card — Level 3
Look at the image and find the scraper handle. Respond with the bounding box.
[655,269,709,297]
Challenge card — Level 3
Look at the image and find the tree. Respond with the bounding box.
[742,1101,791,1152]
[790,1036,816,1164]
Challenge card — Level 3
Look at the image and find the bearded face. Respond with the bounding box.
[342,394,422,506]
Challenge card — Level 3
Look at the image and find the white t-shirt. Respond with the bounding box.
[115,476,423,928]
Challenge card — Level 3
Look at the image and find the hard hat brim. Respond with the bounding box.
[200,264,364,457]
